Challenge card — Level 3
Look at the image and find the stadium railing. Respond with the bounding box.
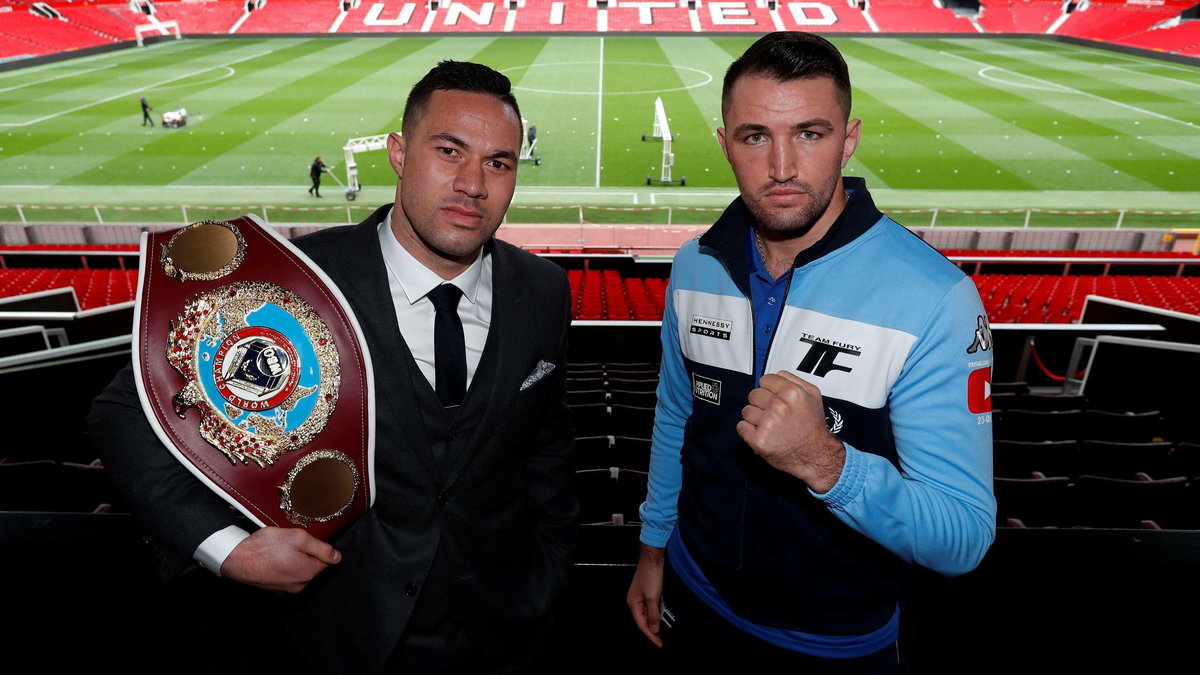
[2,202,1197,231]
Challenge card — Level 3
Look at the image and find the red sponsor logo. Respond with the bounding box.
[967,367,991,414]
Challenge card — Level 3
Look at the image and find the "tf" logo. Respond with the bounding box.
[796,337,859,377]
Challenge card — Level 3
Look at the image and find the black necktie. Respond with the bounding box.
[428,284,466,406]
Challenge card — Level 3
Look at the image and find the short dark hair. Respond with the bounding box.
[721,32,852,120]
[401,60,522,139]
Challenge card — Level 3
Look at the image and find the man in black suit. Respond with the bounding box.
[89,61,577,674]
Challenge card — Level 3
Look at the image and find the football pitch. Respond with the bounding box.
[1,34,1197,228]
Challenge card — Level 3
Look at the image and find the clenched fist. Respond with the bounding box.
[736,371,845,493]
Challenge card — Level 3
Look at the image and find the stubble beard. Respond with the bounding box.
[401,192,498,263]
[743,177,838,238]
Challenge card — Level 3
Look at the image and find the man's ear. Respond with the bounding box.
[386,132,405,176]
[717,126,729,161]
[841,118,862,168]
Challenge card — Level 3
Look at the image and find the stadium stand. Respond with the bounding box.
[57,5,138,42]
[1007,0,1068,33]
[147,0,245,34]
[0,10,115,58]
[237,0,340,34]
[3,0,1199,59]
[976,0,1018,33]
[1055,2,1183,43]
[1120,19,1200,55]
[865,0,979,33]
[972,273,1200,323]
[602,1,696,32]
[3,6,1199,669]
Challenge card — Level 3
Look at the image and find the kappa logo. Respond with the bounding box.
[966,315,993,354]
[796,333,861,378]
[692,373,722,405]
[690,314,732,341]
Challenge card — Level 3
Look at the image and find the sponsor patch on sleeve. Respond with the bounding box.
[967,366,992,414]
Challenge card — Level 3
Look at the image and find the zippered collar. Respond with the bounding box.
[698,176,883,296]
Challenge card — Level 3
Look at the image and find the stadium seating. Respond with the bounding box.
[866,0,978,33]
[1055,3,1181,42]
[4,0,1199,60]
[972,273,1200,323]
[0,268,138,311]
[149,1,245,34]
[238,1,339,34]
[0,11,115,58]
[1119,20,1200,55]
[58,5,139,41]
[1,244,1197,323]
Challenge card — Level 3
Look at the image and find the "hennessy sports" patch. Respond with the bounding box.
[690,314,732,340]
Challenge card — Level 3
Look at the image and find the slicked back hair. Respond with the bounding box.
[401,60,522,140]
[721,32,852,121]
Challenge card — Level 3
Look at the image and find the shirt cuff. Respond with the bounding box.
[638,506,675,548]
[194,525,251,577]
[811,442,869,509]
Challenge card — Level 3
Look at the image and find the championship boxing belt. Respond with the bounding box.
[133,215,375,540]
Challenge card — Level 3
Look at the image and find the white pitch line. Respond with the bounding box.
[0,50,272,127]
[1057,43,1200,74]
[0,64,117,94]
[595,37,604,189]
[1103,64,1200,90]
[0,39,175,81]
[941,51,1198,130]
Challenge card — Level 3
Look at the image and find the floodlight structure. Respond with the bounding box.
[520,120,541,166]
[341,133,389,201]
[642,97,684,186]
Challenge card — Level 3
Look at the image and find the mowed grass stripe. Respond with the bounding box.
[0,39,224,116]
[57,38,370,186]
[0,39,330,181]
[850,38,1186,191]
[598,37,692,187]
[2,35,1194,210]
[177,39,439,189]
[930,38,1200,176]
[656,36,734,188]
[981,39,1200,108]
[847,84,1035,191]
[842,40,1040,190]
[1026,38,1200,83]
[941,38,1200,127]
[0,40,289,165]
[505,37,600,187]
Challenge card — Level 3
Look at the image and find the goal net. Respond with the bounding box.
[135,20,180,47]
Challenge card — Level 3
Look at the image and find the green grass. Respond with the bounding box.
[1,35,1197,226]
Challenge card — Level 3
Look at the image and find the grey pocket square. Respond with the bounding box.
[520,360,555,391]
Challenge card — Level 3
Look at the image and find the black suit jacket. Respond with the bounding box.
[88,204,578,673]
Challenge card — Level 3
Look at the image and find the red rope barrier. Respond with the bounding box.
[1028,342,1086,382]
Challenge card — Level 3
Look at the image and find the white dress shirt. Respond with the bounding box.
[376,208,493,393]
[195,207,494,575]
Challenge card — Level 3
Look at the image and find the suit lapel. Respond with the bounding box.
[442,241,528,487]
[328,214,442,483]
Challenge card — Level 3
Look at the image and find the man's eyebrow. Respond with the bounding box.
[795,118,836,131]
[429,132,517,161]
[732,119,837,136]
[430,132,469,149]
[732,123,769,136]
